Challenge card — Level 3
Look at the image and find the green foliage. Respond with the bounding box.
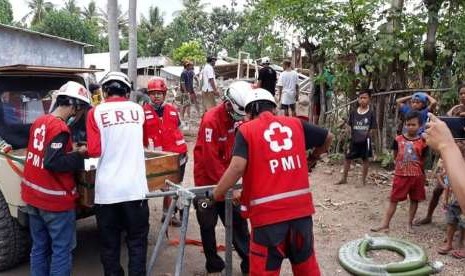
[33,10,100,52]
[162,0,208,56]
[25,0,54,26]
[64,0,80,15]
[379,151,394,170]
[138,6,167,57]
[172,41,206,65]
[329,153,344,162]
[0,0,12,24]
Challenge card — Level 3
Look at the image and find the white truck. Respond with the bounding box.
[0,64,98,270]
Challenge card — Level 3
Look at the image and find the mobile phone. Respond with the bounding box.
[438,116,465,140]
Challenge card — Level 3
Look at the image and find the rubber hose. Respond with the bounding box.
[338,236,443,276]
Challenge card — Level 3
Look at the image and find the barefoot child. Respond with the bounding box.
[437,164,465,255]
[336,89,377,186]
[371,111,428,232]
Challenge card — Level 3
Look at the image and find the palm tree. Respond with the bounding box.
[23,0,54,26]
[81,0,99,20]
[64,0,80,14]
[99,4,128,35]
[172,0,208,17]
[108,0,120,71]
[140,6,164,31]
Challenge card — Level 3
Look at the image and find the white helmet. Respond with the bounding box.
[100,71,132,94]
[56,81,91,105]
[244,88,276,111]
[224,81,253,121]
[261,57,270,65]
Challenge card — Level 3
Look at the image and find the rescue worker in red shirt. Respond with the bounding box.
[193,81,252,275]
[213,88,333,275]
[21,81,90,275]
[142,77,188,226]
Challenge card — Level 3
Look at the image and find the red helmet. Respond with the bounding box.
[147,77,168,93]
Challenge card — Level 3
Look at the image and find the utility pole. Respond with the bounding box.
[128,0,137,89]
[108,0,120,71]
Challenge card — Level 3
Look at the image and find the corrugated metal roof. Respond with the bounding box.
[84,51,128,81]
[0,23,91,46]
[120,56,173,69]
[0,64,103,73]
[160,66,200,78]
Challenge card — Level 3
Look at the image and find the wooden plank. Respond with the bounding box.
[76,151,180,207]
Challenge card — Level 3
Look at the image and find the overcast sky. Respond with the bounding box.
[11,0,247,24]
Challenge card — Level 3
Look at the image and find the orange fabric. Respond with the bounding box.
[168,238,226,251]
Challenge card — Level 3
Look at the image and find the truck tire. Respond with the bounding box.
[0,191,30,271]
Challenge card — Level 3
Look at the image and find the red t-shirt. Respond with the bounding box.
[393,135,428,176]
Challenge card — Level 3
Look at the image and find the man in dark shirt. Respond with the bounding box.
[180,60,200,122]
[257,57,277,96]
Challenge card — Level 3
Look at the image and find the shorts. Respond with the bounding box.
[390,175,426,202]
[346,141,372,160]
[180,92,191,106]
[250,216,320,276]
[202,92,216,111]
[280,103,296,111]
[446,202,465,228]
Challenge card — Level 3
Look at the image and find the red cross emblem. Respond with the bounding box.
[263,122,293,152]
[269,128,290,147]
[33,124,46,151]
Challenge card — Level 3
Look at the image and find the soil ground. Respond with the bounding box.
[2,99,463,275]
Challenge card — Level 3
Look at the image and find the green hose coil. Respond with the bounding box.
[338,236,444,275]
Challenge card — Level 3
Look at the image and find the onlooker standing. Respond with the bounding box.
[213,88,333,275]
[21,81,90,276]
[193,81,251,275]
[371,111,428,233]
[277,60,299,117]
[257,57,277,96]
[336,90,377,186]
[86,72,150,275]
[201,56,219,112]
[180,60,200,121]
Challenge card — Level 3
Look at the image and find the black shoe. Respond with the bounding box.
[161,214,182,227]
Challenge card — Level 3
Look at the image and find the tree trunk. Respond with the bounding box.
[108,0,120,71]
[423,0,442,88]
[128,0,137,89]
[317,63,326,124]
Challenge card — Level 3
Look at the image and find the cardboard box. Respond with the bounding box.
[76,151,180,207]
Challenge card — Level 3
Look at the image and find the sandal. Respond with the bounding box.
[451,249,465,259]
[437,246,453,255]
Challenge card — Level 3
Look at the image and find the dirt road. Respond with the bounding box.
[2,140,463,275]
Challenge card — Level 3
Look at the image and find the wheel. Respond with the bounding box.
[0,190,30,271]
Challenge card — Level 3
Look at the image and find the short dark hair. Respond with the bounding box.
[358,89,372,97]
[404,110,421,123]
[207,56,217,63]
[458,83,465,93]
[88,83,101,92]
[103,81,129,96]
[283,60,291,68]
